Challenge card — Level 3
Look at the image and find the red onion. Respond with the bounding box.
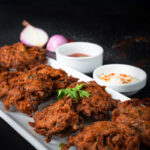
[46,34,68,52]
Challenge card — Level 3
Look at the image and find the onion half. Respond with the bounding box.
[20,20,48,47]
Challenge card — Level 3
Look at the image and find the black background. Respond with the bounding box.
[0,0,150,149]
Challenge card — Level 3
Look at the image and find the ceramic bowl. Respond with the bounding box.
[56,42,103,73]
[93,64,147,96]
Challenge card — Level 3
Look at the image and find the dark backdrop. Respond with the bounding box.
[0,0,150,16]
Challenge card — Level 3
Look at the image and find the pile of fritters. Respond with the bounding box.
[62,98,150,150]
[0,42,47,71]
[61,98,150,149]
[68,81,119,120]
[30,98,83,142]
[63,121,140,150]
[0,64,78,116]
[112,98,150,148]
[1,42,150,150]
[30,81,120,145]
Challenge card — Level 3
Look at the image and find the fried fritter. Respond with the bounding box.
[30,98,83,142]
[0,42,47,71]
[30,64,78,91]
[112,98,150,147]
[63,121,140,150]
[68,81,119,120]
[2,70,53,116]
[0,71,21,98]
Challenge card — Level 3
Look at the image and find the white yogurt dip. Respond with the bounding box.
[99,73,139,85]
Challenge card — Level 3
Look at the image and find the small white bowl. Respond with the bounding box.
[56,42,103,73]
[93,64,147,96]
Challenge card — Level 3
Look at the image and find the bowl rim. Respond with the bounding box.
[56,41,104,60]
[93,64,147,88]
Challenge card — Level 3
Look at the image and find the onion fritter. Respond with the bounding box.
[68,81,119,120]
[30,64,78,91]
[63,121,140,150]
[29,98,83,142]
[0,42,47,71]
[112,98,150,147]
[2,70,53,116]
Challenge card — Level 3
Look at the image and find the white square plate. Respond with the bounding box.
[0,58,130,150]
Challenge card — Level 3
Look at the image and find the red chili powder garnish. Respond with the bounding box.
[99,73,137,84]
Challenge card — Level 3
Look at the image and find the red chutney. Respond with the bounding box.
[68,53,90,57]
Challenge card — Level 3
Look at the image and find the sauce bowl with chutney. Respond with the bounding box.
[56,42,103,73]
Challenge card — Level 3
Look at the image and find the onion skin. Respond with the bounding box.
[46,34,68,52]
[20,21,48,47]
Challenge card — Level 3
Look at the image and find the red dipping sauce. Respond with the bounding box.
[68,53,90,57]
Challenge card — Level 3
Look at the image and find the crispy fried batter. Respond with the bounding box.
[0,71,21,98]
[1,64,77,115]
[0,65,8,73]
[112,98,150,147]
[30,64,78,91]
[2,69,53,116]
[68,81,119,120]
[0,42,47,71]
[30,98,83,142]
[63,121,140,150]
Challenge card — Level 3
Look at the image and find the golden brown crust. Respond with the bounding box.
[63,121,140,150]
[68,81,120,120]
[0,71,21,98]
[1,64,78,115]
[30,98,83,142]
[30,64,78,91]
[0,42,47,71]
[0,65,8,73]
[112,98,150,147]
[2,70,53,115]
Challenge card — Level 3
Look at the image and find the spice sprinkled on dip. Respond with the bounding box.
[99,73,139,84]
[68,53,90,57]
